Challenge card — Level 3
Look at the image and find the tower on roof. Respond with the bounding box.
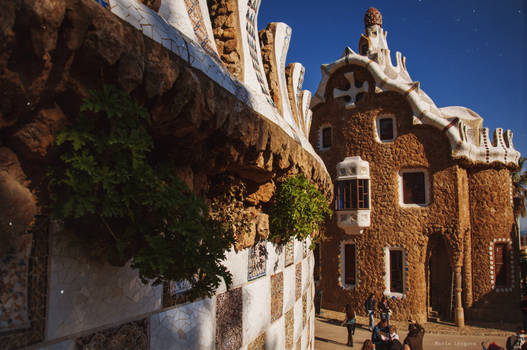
[364,7,382,28]
[359,7,390,66]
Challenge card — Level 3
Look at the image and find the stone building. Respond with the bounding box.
[0,0,331,349]
[309,8,521,326]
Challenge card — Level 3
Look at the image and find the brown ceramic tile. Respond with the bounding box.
[216,287,242,350]
[271,272,283,322]
[285,308,294,349]
[295,262,302,300]
[247,332,265,350]
[76,318,148,349]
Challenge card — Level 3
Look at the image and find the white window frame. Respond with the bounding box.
[375,114,397,143]
[489,238,514,292]
[339,240,357,289]
[318,124,333,151]
[383,246,406,298]
[398,168,430,207]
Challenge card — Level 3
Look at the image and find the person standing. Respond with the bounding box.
[365,293,377,330]
[379,295,391,324]
[341,304,357,347]
[506,327,526,350]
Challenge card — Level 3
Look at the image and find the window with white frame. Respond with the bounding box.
[375,114,396,142]
[490,239,514,291]
[339,241,357,288]
[335,179,370,210]
[399,169,430,206]
[384,247,405,296]
[319,125,332,151]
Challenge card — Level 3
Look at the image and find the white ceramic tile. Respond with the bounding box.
[265,316,285,350]
[46,229,162,340]
[243,277,270,345]
[36,340,76,350]
[150,297,215,350]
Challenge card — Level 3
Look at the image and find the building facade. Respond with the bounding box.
[0,0,331,349]
[309,8,521,325]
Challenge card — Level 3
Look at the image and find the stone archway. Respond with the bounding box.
[426,234,453,321]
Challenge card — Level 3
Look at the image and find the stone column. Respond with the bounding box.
[463,229,473,308]
[454,263,465,327]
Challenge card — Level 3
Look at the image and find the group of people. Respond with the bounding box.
[483,326,527,350]
[340,294,424,349]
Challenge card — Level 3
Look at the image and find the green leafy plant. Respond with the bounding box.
[48,85,234,298]
[269,174,331,246]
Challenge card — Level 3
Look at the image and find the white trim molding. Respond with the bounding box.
[375,113,397,143]
[383,245,408,298]
[489,238,515,292]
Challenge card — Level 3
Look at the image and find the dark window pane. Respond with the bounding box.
[494,243,509,287]
[379,118,394,140]
[402,172,426,204]
[336,179,370,210]
[345,244,356,285]
[390,250,403,293]
[322,127,332,148]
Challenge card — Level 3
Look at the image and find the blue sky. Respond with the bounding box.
[258,0,527,228]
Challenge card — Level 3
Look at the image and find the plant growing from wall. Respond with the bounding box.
[269,174,331,246]
[48,85,234,298]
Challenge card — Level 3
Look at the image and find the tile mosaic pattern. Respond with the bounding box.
[183,0,217,57]
[0,234,32,332]
[271,272,283,322]
[95,0,326,175]
[216,287,242,350]
[151,298,214,349]
[76,318,148,349]
[285,239,294,266]
[163,278,195,306]
[248,332,266,350]
[0,217,48,350]
[285,308,294,349]
[248,240,266,280]
[244,0,273,104]
[295,262,302,300]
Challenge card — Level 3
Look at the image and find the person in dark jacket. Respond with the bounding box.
[403,320,424,350]
[365,293,377,330]
[372,319,390,350]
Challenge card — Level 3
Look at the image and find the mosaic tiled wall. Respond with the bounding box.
[76,318,148,349]
[285,239,294,266]
[271,272,283,322]
[0,217,48,350]
[183,0,217,57]
[216,287,242,350]
[0,234,31,332]
[295,263,302,300]
[248,332,265,350]
[285,308,294,349]
[150,298,214,349]
[248,240,267,280]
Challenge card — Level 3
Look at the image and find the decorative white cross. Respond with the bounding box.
[333,72,369,109]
